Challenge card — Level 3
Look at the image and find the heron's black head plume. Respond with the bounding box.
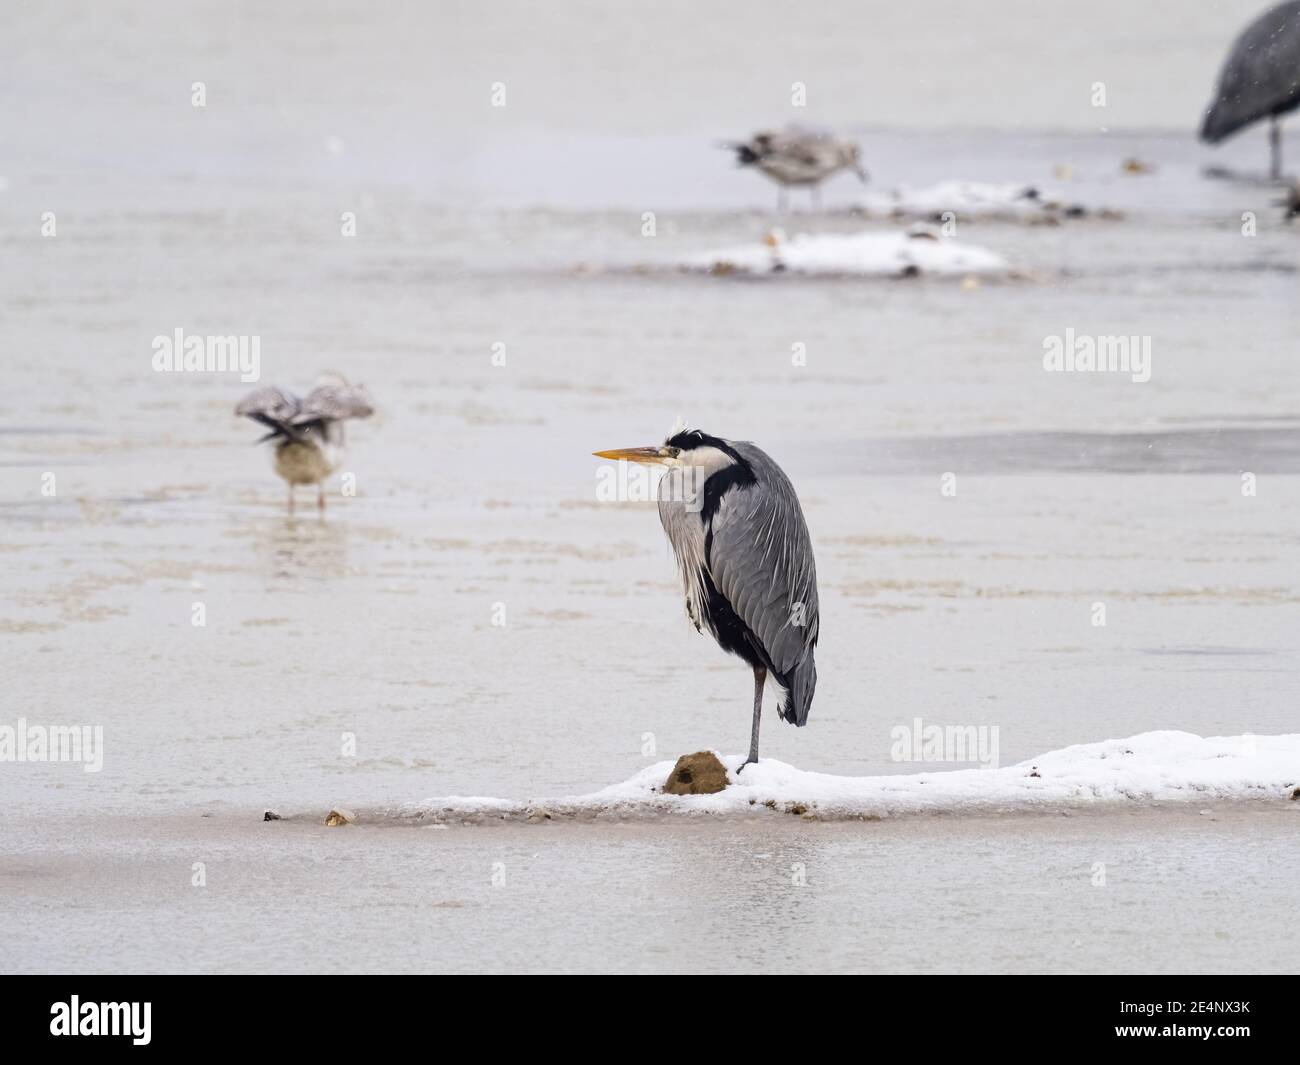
[661,424,756,498]
[665,427,714,449]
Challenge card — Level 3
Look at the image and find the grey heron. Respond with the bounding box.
[236,374,373,513]
[724,126,868,212]
[1201,1,1300,179]
[595,425,820,770]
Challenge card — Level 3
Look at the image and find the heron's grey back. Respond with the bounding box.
[706,442,819,677]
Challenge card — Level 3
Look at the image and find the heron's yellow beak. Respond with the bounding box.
[592,445,676,465]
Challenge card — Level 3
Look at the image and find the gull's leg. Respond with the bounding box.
[777,187,788,215]
[287,485,295,515]
[317,483,326,512]
[1271,116,1282,181]
[811,184,822,212]
[737,666,766,773]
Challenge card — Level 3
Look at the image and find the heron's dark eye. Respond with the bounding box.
[666,447,682,458]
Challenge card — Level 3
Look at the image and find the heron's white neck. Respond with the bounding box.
[672,446,736,478]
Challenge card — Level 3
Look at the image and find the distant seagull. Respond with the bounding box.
[235,374,373,513]
[1201,0,1300,179]
[723,125,868,211]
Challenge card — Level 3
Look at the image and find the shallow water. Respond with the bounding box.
[1,0,1298,973]
[4,808,1298,975]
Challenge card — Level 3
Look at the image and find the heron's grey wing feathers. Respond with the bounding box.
[705,443,819,676]
[235,386,301,423]
[296,385,374,423]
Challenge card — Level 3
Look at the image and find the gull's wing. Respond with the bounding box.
[235,386,302,437]
[295,384,374,424]
[774,127,843,167]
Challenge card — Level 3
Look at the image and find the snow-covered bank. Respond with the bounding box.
[393,732,1299,824]
[685,228,1011,279]
[854,180,1094,223]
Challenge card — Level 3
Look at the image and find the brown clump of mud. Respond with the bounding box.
[663,752,729,795]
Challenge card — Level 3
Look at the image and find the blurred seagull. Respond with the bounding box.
[723,125,868,212]
[236,373,374,513]
[1201,0,1300,179]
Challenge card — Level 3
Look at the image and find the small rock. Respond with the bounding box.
[789,803,808,816]
[1290,786,1299,800]
[324,808,355,827]
[663,751,729,795]
[1029,766,1041,778]
[263,810,281,822]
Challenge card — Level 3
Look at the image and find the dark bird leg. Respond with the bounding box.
[738,665,766,772]
[777,187,788,215]
[287,486,295,515]
[1270,116,1282,182]
[317,484,326,512]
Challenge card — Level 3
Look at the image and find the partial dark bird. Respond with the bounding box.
[1201,1,1300,179]
[723,125,868,212]
[595,424,820,769]
[1281,181,1300,217]
[235,374,373,513]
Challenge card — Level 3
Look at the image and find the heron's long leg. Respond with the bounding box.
[1271,116,1282,181]
[738,665,766,772]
